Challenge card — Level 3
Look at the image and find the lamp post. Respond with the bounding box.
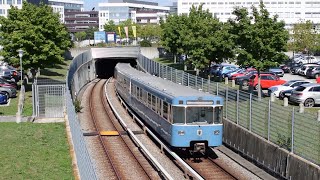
[17,49,23,83]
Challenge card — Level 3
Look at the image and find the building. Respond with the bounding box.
[0,0,24,17]
[49,0,84,23]
[98,0,170,31]
[64,10,99,33]
[0,0,92,33]
[169,2,178,14]
[177,0,320,31]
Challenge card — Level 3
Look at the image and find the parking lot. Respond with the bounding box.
[282,72,316,83]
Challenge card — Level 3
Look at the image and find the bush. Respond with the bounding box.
[140,39,152,47]
[74,99,83,113]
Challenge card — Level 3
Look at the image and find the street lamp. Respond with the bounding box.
[17,49,23,83]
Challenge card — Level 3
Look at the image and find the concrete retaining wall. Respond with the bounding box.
[140,47,159,59]
[223,118,320,179]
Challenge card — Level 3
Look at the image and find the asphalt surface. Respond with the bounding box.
[281,72,316,83]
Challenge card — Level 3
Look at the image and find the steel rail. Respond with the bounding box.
[101,78,152,180]
[105,78,175,180]
[89,79,120,179]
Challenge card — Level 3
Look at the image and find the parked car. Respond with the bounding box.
[0,86,17,98]
[306,66,320,78]
[0,68,19,82]
[290,83,320,107]
[299,64,320,76]
[279,88,296,100]
[234,71,257,86]
[289,63,303,74]
[248,73,286,90]
[209,64,221,76]
[268,80,311,97]
[0,92,8,104]
[216,65,238,78]
[268,67,284,77]
[295,56,318,64]
[0,77,17,89]
[226,68,245,79]
[279,64,290,73]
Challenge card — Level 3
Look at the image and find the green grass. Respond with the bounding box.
[0,122,74,179]
[39,59,72,81]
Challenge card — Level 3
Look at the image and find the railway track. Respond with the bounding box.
[176,149,236,180]
[88,79,160,179]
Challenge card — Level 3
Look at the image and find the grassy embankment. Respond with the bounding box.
[0,59,74,179]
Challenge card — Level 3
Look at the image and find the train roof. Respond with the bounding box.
[115,63,220,98]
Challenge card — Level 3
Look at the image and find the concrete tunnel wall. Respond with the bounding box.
[223,118,320,180]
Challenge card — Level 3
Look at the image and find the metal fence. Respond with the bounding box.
[65,49,97,179]
[137,54,320,166]
[32,78,66,118]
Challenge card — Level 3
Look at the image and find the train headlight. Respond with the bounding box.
[178,131,185,136]
[214,130,220,135]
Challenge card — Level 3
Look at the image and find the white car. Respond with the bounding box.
[296,56,318,64]
[268,80,311,97]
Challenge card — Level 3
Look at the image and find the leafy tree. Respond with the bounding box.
[103,20,117,32]
[0,2,72,69]
[161,13,189,63]
[139,24,162,43]
[161,5,235,73]
[74,31,86,42]
[289,20,317,54]
[85,26,99,40]
[186,5,234,73]
[229,1,289,98]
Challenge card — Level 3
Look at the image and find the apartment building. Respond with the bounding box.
[64,10,99,33]
[0,0,83,23]
[98,0,170,31]
[177,0,320,30]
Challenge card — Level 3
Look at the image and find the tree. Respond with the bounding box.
[229,1,289,99]
[186,5,235,73]
[0,2,72,69]
[103,20,117,32]
[161,5,235,73]
[139,24,162,43]
[289,20,317,55]
[85,26,99,40]
[161,14,189,63]
[74,31,86,42]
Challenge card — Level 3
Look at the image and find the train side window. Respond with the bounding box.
[148,93,152,107]
[139,88,143,100]
[157,97,161,114]
[214,106,223,124]
[172,106,185,124]
[152,95,156,111]
[131,85,134,96]
[168,104,173,123]
[136,87,140,99]
[163,101,168,119]
[143,90,147,105]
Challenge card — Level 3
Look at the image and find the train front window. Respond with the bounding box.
[186,107,213,124]
[172,106,185,124]
[214,106,223,124]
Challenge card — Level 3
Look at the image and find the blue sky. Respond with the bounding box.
[84,0,176,11]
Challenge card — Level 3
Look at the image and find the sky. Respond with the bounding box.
[84,0,176,11]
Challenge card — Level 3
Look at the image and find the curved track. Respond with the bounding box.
[88,79,158,179]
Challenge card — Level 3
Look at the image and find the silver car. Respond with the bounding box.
[290,83,320,107]
[0,86,17,98]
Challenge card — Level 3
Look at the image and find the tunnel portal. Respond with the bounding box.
[95,58,137,79]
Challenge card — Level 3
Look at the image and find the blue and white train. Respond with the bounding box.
[114,63,224,154]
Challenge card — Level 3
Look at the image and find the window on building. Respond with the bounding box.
[17,0,22,4]
[7,0,13,5]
